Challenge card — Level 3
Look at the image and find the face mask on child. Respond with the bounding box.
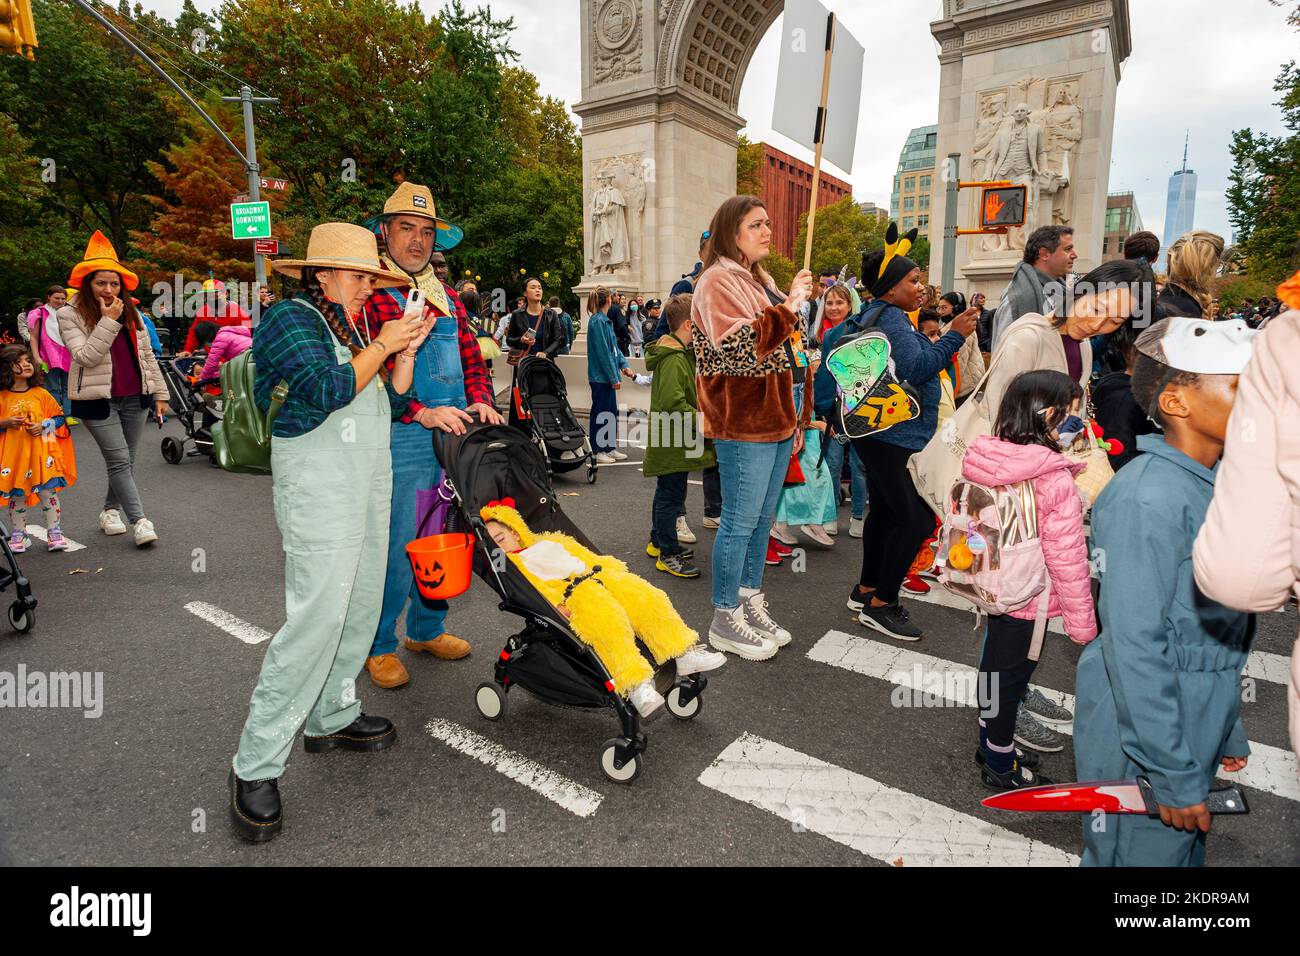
[1055,414,1086,449]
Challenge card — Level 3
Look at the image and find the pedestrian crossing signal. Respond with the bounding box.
[980,186,1026,229]
[0,0,37,60]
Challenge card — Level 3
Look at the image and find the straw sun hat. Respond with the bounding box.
[271,223,407,288]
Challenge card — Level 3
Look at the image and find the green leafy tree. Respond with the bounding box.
[793,195,887,276]
[737,134,763,197]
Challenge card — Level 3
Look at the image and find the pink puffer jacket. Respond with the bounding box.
[962,434,1098,643]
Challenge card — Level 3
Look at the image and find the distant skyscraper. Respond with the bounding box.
[890,125,938,237]
[1161,132,1197,271]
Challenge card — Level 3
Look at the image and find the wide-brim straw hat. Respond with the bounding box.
[69,230,139,291]
[379,181,462,251]
[271,223,407,288]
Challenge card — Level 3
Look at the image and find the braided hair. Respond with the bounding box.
[300,267,390,381]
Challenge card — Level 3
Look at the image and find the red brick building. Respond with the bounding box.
[758,142,853,259]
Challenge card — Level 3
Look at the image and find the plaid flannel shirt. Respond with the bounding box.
[362,282,493,423]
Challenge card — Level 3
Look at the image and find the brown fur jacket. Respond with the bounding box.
[691,256,809,443]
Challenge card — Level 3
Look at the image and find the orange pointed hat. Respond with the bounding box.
[68,230,139,292]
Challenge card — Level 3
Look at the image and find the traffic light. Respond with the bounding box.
[980,185,1027,229]
[0,0,37,60]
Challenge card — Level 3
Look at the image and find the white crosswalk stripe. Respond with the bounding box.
[808,628,1300,804]
[184,601,272,645]
[425,719,604,818]
[901,587,1293,687]
[23,526,86,552]
[699,732,1078,866]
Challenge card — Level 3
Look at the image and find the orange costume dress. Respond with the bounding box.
[0,387,76,504]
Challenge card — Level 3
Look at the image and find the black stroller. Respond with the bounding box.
[511,355,597,484]
[158,356,220,466]
[433,415,706,783]
[0,526,36,633]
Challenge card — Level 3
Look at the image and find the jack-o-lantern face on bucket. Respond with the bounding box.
[413,558,445,591]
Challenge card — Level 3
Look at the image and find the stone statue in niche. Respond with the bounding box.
[971,92,1008,180]
[591,170,631,274]
[1038,83,1082,226]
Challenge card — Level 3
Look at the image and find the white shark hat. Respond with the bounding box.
[1135,316,1257,375]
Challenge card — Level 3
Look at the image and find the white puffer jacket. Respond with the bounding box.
[57,305,168,402]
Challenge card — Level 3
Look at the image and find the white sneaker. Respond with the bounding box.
[610,449,629,461]
[740,591,792,646]
[849,517,865,538]
[675,644,727,676]
[708,606,778,661]
[823,520,839,536]
[133,518,158,546]
[627,680,666,721]
[594,452,617,464]
[676,515,697,544]
[702,516,720,530]
[99,509,127,536]
[800,524,835,548]
[770,521,797,546]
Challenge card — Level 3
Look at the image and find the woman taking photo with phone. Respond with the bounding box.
[693,194,813,661]
[57,231,170,547]
[228,223,429,844]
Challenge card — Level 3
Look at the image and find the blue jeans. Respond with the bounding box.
[589,382,618,453]
[711,436,793,609]
[822,433,868,518]
[651,472,688,556]
[45,368,68,415]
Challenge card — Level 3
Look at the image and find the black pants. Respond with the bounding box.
[852,438,935,604]
[702,465,722,518]
[976,615,1038,749]
[651,472,689,555]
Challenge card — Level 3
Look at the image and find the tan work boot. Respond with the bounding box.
[365,653,410,688]
[403,633,471,660]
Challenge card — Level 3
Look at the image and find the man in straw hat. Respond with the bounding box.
[359,181,502,690]
[230,222,430,842]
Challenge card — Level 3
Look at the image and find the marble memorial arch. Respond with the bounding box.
[574,0,1131,306]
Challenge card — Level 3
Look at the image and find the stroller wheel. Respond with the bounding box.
[475,682,507,721]
[8,601,34,634]
[586,464,598,484]
[665,683,703,720]
[598,737,642,784]
[161,436,183,465]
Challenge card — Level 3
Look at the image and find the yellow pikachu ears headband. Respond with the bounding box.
[864,222,921,299]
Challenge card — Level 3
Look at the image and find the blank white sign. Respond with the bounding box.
[770,0,866,175]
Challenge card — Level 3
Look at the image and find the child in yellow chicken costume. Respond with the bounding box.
[480,500,726,720]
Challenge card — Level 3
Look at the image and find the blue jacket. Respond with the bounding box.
[1076,435,1253,815]
[586,310,626,384]
[813,300,963,451]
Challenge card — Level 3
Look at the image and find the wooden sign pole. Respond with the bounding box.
[802,12,836,275]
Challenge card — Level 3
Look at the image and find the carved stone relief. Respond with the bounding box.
[587,153,649,276]
[592,0,642,86]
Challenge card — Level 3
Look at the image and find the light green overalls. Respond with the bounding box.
[233,324,393,782]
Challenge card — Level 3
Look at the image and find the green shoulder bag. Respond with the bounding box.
[212,347,287,475]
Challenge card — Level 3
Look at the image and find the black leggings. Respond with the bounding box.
[977,614,1038,749]
[852,438,935,604]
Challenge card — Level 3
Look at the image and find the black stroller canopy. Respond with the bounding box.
[517,356,569,401]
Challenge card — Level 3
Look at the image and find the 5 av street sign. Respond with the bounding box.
[230,201,272,240]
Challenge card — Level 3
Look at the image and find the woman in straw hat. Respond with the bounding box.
[229,222,431,843]
[57,231,171,546]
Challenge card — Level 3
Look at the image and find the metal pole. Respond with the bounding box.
[941,152,961,293]
[68,0,246,162]
[223,87,279,324]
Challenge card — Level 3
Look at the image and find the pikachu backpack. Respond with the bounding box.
[822,225,921,440]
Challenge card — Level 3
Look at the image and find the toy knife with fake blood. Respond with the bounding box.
[981,775,1249,815]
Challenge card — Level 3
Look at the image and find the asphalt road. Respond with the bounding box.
[0,412,1296,866]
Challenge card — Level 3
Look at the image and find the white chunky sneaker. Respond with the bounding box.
[675,644,727,676]
[133,518,158,546]
[849,517,865,538]
[741,591,792,646]
[99,509,127,535]
[594,452,617,464]
[675,515,697,544]
[627,680,666,721]
[610,449,629,461]
[708,606,778,661]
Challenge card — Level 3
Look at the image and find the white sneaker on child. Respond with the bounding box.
[627,680,666,721]
[675,644,727,676]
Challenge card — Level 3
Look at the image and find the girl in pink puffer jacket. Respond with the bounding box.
[963,369,1097,791]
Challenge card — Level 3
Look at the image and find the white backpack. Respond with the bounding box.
[934,477,1053,659]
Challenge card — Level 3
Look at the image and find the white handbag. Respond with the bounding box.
[907,360,998,518]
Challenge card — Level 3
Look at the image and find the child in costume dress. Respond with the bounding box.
[0,345,76,552]
[481,500,725,720]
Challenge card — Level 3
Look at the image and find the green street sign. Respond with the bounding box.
[230,201,272,240]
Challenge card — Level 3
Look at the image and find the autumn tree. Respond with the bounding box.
[737,134,763,197]
[794,195,887,277]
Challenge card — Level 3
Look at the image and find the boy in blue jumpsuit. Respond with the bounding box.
[1075,316,1258,866]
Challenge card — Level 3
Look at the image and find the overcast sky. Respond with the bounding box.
[142,1,1297,242]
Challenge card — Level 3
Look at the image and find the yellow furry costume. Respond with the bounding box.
[480,503,698,693]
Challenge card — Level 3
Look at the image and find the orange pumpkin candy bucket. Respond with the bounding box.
[405,533,475,600]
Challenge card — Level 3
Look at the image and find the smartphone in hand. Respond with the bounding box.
[402,289,426,322]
